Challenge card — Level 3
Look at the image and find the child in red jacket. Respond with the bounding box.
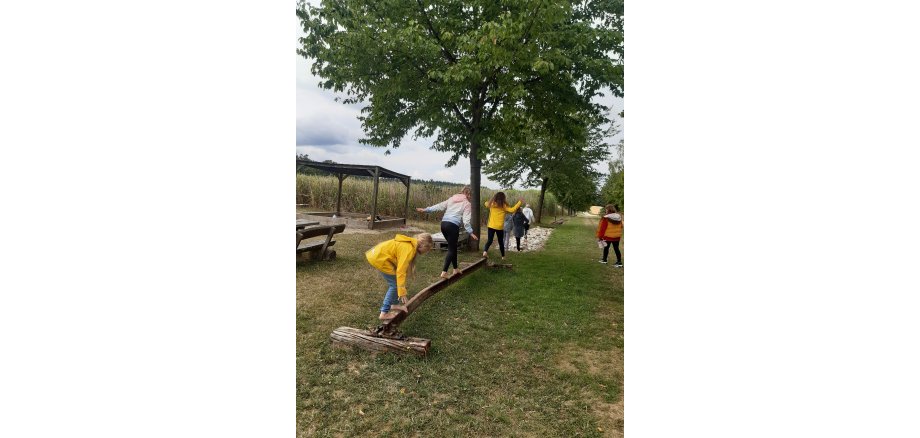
[597,204,623,267]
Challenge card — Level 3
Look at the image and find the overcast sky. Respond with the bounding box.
[295,12,623,190]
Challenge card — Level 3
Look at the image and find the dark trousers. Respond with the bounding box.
[483,227,505,256]
[524,223,530,237]
[440,221,460,272]
[603,240,621,263]
[515,236,522,251]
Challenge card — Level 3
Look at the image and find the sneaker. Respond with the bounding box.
[614,262,623,268]
[482,251,488,258]
[599,260,608,264]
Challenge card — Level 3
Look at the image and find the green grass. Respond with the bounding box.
[296,216,624,437]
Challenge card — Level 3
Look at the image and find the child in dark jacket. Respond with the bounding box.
[512,209,529,251]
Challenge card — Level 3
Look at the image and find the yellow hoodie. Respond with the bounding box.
[365,234,419,297]
[485,199,522,230]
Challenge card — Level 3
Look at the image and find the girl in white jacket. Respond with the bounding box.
[417,185,479,278]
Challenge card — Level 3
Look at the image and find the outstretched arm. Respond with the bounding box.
[420,200,448,213]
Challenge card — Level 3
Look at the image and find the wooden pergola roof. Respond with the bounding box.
[297,160,410,183]
[296,159,412,229]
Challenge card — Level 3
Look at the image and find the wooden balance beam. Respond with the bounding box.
[330,257,489,356]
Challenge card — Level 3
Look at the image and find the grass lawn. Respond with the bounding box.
[296,215,624,437]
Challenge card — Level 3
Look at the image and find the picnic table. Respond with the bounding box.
[296,219,320,229]
[297,223,346,260]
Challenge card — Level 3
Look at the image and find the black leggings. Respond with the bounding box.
[515,236,522,251]
[440,221,460,272]
[603,240,621,263]
[484,227,505,256]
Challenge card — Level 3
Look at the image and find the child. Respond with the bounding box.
[482,192,523,261]
[366,233,435,319]
[596,204,623,267]
[521,203,535,237]
[416,185,479,279]
[512,208,529,251]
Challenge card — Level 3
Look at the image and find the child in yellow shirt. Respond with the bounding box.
[365,233,434,319]
[482,192,522,261]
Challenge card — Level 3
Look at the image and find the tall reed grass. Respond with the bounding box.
[296,174,559,224]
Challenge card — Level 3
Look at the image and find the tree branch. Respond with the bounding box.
[416,0,457,64]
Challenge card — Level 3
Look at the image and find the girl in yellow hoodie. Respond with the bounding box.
[482,192,522,261]
[366,233,434,319]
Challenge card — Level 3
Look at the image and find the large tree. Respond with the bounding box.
[297,0,623,244]
[483,108,613,223]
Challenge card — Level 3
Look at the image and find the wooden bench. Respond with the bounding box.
[431,230,469,250]
[297,223,346,260]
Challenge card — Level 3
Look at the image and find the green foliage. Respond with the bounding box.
[484,109,614,217]
[598,139,624,210]
[298,0,624,235]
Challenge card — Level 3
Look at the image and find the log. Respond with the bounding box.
[379,257,488,330]
[329,258,488,356]
[330,326,430,356]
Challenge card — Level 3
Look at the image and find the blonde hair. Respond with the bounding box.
[414,233,434,252]
[408,233,434,278]
[460,185,471,196]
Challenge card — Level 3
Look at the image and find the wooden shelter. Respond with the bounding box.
[297,160,411,230]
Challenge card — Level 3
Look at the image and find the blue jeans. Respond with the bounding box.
[378,271,398,313]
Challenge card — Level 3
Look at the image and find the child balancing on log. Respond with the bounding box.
[366,233,435,320]
[482,192,524,261]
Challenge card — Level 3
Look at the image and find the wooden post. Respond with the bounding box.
[335,173,347,216]
[318,226,335,259]
[370,168,379,230]
[403,177,411,225]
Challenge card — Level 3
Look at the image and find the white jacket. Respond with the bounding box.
[424,193,474,234]
[522,207,535,223]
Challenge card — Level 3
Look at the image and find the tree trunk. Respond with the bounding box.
[469,140,482,250]
[536,177,549,224]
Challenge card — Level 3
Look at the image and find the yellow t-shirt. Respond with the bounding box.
[484,200,521,230]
